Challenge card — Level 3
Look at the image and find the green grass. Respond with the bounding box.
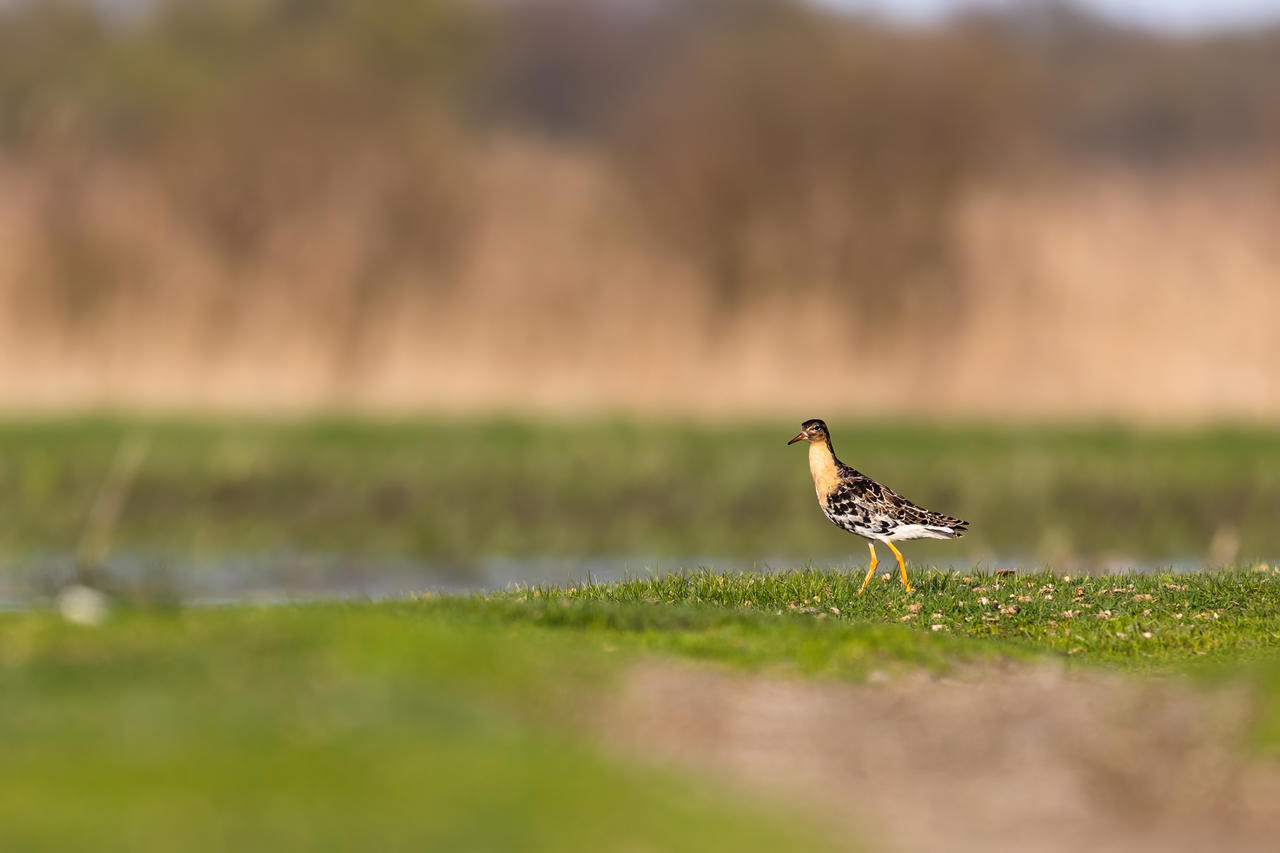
[531,566,1280,669]
[431,593,1014,679]
[2,417,1280,562]
[0,603,843,852]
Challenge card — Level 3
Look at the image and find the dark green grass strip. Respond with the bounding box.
[3,417,1280,559]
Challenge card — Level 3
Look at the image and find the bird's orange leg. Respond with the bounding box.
[885,541,913,593]
[857,542,878,595]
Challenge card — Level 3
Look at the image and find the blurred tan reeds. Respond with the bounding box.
[0,143,1276,419]
[2,0,1278,420]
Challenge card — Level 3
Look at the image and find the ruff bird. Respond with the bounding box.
[789,418,967,594]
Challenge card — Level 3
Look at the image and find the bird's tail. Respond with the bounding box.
[925,518,968,539]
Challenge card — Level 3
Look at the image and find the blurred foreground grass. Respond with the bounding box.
[0,602,840,852]
[2,417,1279,562]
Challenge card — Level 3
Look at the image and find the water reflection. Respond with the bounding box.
[0,551,1247,609]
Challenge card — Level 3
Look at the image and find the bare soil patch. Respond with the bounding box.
[600,661,1280,852]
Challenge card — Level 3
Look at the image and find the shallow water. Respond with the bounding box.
[0,551,1251,609]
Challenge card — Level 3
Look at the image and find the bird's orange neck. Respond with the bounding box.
[808,439,841,498]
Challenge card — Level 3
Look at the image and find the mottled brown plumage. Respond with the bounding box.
[788,418,967,594]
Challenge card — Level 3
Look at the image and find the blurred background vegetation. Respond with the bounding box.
[1,0,1277,416]
[3,419,1278,573]
[1,0,1278,571]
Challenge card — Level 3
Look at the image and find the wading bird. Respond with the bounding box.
[788,419,967,594]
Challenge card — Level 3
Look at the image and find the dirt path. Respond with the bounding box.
[599,662,1280,852]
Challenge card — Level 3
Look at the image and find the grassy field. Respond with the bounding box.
[2,418,1280,564]
[5,567,1280,849]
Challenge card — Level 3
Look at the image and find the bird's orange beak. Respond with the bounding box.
[787,432,807,446]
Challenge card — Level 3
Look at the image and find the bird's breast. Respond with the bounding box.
[808,442,842,502]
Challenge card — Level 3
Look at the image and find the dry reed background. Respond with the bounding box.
[1,0,1278,419]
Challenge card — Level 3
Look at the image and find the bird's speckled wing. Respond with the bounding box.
[821,463,967,540]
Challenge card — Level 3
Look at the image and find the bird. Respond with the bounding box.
[788,418,967,594]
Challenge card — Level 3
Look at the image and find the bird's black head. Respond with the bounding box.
[787,419,829,446]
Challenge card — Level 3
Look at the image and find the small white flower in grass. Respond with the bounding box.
[57,585,109,627]
[1142,632,1153,639]
[931,624,945,631]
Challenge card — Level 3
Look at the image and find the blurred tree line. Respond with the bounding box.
[1,0,1278,333]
